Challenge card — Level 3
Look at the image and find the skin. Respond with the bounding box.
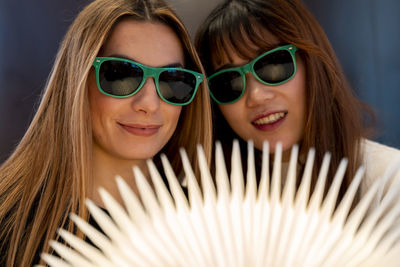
[87,19,184,204]
[213,30,306,160]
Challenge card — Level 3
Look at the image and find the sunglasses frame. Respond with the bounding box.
[208,44,298,104]
[93,57,204,106]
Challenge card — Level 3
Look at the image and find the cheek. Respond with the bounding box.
[219,105,233,122]
[163,104,182,128]
[88,76,119,137]
[219,104,244,129]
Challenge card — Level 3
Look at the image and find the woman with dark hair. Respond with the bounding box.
[0,0,212,265]
[195,0,400,197]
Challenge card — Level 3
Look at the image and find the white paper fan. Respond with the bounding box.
[40,141,400,267]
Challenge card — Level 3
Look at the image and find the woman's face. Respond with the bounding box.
[212,30,306,158]
[88,19,183,161]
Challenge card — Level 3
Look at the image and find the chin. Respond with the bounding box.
[120,151,158,161]
[120,145,164,160]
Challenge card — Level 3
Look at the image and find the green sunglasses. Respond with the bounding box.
[93,57,204,106]
[208,44,298,104]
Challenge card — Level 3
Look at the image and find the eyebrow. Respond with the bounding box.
[108,54,184,68]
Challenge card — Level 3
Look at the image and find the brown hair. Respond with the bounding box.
[195,0,373,196]
[0,0,212,265]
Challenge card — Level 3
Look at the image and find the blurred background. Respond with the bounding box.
[1,0,399,163]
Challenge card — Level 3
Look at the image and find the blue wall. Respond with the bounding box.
[303,0,400,148]
[0,1,89,163]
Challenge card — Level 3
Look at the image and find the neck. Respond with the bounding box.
[89,143,150,208]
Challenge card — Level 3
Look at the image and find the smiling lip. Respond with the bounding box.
[119,123,161,137]
[251,111,287,131]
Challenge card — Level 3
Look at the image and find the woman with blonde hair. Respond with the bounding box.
[0,0,212,265]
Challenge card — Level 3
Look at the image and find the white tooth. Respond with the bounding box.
[254,112,285,125]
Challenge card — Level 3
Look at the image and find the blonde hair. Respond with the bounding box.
[0,0,212,265]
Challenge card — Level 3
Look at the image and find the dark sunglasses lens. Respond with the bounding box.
[209,71,243,103]
[254,50,294,84]
[99,60,143,96]
[158,70,197,104]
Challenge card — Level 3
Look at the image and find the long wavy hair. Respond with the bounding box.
[195,0,373,197]
[0,0,212,265]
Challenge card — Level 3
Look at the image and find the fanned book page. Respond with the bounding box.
[40,141,400,267]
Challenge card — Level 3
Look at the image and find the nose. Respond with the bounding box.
[130,77,160,113]
[245,73,276,107]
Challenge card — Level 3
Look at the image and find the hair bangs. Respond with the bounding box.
[204,3,285,73]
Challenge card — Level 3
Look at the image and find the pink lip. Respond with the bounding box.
[251,111,287,132]
[119,123,161,137]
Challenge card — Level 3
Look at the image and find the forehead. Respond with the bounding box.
[101,18,185,67]
[211,26,281,70]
